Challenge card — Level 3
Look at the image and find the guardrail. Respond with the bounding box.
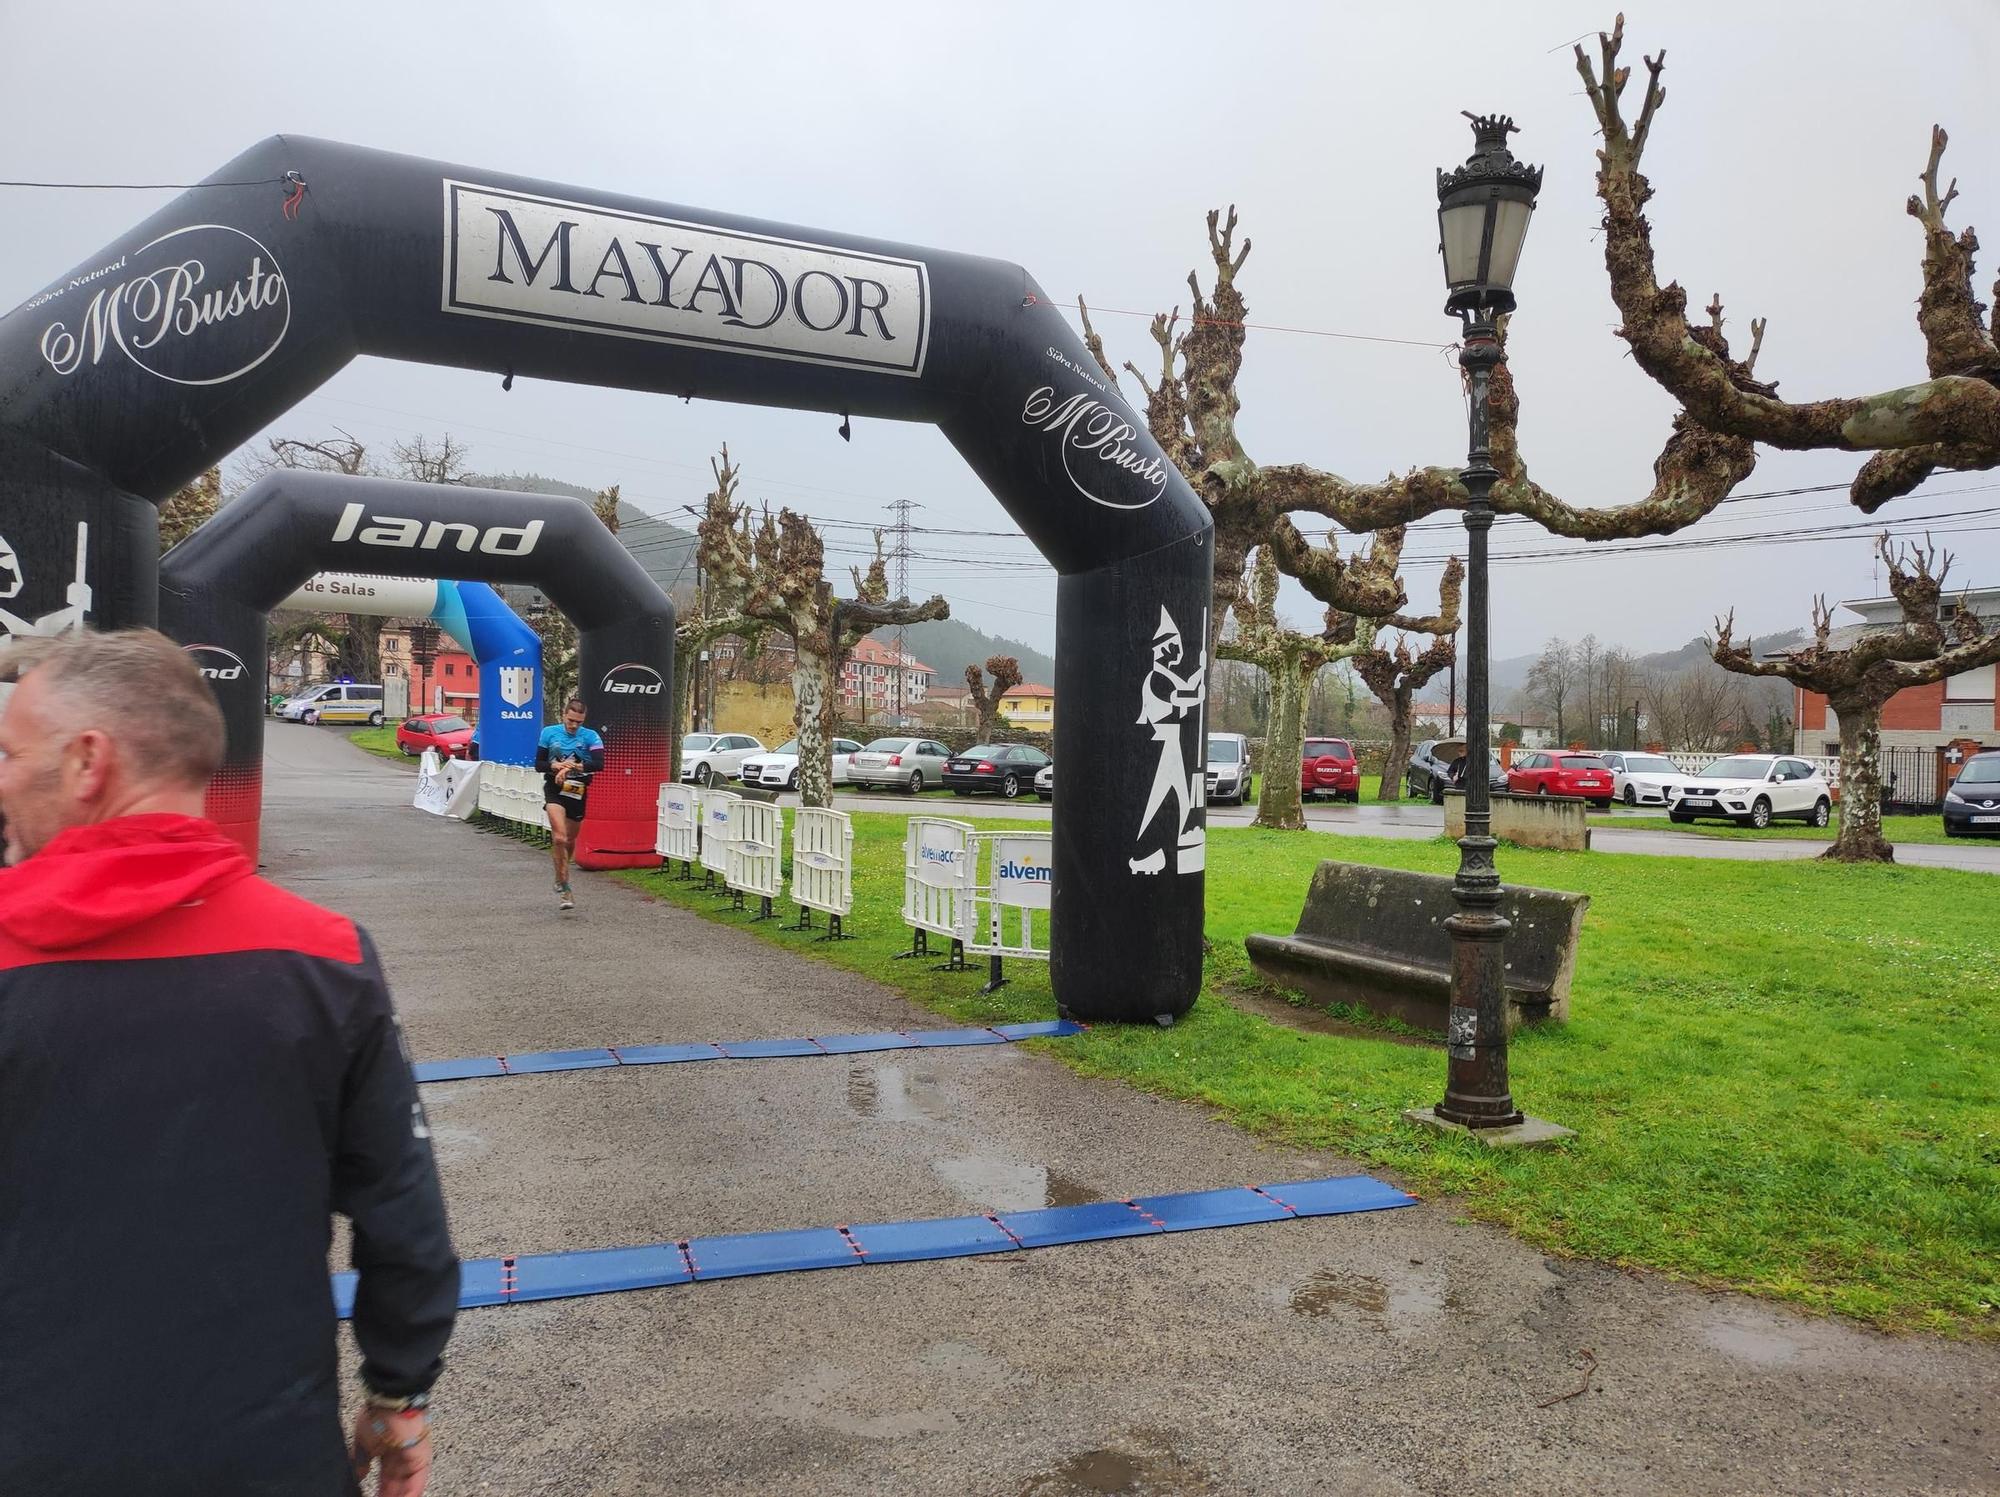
[475,762,548,835]
[655,782,700,874]
[726,798,784,919]
[969,830,1052,993]
[698,789,739,893]
[900,817,976,969]
[791,808,855,939]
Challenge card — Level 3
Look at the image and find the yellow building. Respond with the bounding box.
[997,683,1054,731]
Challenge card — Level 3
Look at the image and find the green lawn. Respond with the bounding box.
[345,726,410,764]
[597,814,1999,1337]
[1610,815,1964,847]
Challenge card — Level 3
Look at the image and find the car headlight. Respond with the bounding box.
[1946,788,1967,804]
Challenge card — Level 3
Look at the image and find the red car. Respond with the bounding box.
[1506,749,1615,809]
[396,712,475,759]
[1301,737,1361,803]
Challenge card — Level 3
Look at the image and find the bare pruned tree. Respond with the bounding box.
[696,448,948,807]
[965,655,1023,742]
[1344,556,1466,800]
[1641,666,1738,754]
[390,432,473,487]
[1714,534,2000,861]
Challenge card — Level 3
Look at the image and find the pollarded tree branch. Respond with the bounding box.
[1906,125,2000,381]
[1576,16,2000,492]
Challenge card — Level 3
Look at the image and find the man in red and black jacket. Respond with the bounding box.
[0,630,459,1496]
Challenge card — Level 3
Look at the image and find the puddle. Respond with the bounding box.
[1288,1266,1463,1334]
[1703,1320,1802,1367]
[1225,988,1436,1049]
[847,1064,953,1122]
[933,1156,1101,1212]
[1020,1430,1211,1495]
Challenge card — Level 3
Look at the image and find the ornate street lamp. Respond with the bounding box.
[1420,114,1549,1136]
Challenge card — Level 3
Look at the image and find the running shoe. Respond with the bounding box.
[559,883,574,911]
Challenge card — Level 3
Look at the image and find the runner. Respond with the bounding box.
[536,696,604,910]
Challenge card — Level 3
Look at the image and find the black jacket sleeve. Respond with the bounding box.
[583,739,605,772]
[333,935,458,1397]
[534,742,552,773]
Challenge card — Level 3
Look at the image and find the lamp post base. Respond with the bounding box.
[1403,1106,1576,1150]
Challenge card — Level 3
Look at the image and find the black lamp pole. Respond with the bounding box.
[1432,114,1542,1129]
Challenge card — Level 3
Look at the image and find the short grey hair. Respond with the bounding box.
[0,629,225,788]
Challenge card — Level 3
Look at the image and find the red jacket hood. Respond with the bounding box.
[0,814,255,951]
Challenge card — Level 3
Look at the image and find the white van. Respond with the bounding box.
[279,682,386,726]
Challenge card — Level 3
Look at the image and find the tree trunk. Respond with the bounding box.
[792,639,836,809]
[1825,695,1895,863]
[1377,690,1414,801]
[1255,652,1307,830]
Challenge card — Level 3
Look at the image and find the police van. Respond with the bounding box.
[278,682,385,727]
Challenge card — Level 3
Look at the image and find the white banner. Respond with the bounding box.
[988,833,1054,911]
[413,749,449,815]
[915,819,971,888]
[440,757,482,818]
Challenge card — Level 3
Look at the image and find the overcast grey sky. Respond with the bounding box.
[4,0,1995,659]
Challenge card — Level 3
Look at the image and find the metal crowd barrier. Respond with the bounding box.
[698,788,740,893]
[656,782,700,876]
[475,762,549,836]
[789,807,854,940]
[968,830,1053,993]
[900,817,976,970]
[725,797,784,920]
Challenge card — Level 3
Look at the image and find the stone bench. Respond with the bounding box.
[1243,860,1589,1034]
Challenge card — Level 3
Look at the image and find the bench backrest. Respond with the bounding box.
[1290,860,1588,996]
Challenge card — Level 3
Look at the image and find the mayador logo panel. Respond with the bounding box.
[38,224,290,386]
[442,181,930,377]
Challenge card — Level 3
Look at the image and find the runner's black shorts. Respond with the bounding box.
[544,789,587,821]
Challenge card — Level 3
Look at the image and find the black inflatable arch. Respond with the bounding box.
[0,137,1212,1023]
[159,473,675,869]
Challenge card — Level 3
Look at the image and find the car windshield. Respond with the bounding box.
[770,740,799,756]
[1699,756,1770,779]
[1958,757,2000,784]
[428,716,470,733]
[959,744,1004,759]
[682,734,716,751]
[1560,756,1608,770]
[861,738,911,753]
[1625,754,1676,773]
[1303,739,1353,761]
[1207,737,1242,763]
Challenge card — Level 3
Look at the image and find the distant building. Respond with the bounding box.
[1790,586,1999,754]
[840,636,933,716]
[379,623,475,716]
[998,682,1055,731]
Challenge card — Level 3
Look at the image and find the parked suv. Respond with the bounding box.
[1507,750,1616,809]
[280,682,385,727]
[1669,754,1831,829]
[678,732,764,786]
[1205,733,1252,805]
[1300,737,1359,803]
[1941,748,2000,837]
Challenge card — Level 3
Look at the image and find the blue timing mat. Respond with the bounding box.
[412,1019,1085,1083]
[330,1175,1414,1317]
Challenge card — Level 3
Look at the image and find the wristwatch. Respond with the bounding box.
[363,1388,432,1412]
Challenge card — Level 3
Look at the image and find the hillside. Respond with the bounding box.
[471,472,698,610]
[868,616,1055,689]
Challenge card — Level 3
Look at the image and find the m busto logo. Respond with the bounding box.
[38,223,290,386]
[184,643,250,683]
[600,662,664,696]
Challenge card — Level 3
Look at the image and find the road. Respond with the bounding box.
[818,787,2000,873]
[248,720,2000,1496]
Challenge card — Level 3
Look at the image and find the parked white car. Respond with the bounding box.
[1205,732,1252,806]
[848,736,953,793]
[1599,750,1684,808]
[1669,754,1832,829]
[1035,762,1054,802]
[739,737,862,791]
[679,732,764,786]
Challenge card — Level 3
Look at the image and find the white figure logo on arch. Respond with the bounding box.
[1129,603,1206,876]
[0,523,90,639]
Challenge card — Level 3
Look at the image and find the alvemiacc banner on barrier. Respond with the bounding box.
[916,821,970,888]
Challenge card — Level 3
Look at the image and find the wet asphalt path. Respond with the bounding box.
[263,725,1998,1495]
